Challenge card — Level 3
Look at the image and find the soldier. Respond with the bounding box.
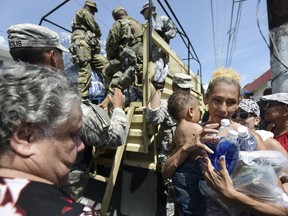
[146,72,193,216]
[70,0,108,99]
[140,1,177,62]
[105,7,144,94]
[7,23,128,203]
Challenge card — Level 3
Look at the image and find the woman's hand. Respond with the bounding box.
[199,152,238,200]
[192,123,220,154]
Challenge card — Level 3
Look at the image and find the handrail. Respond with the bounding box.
[39,0,71,33]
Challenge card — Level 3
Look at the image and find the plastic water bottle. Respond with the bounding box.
[214,130,239,175]
[237,126,257,151]
[218,119,231,138]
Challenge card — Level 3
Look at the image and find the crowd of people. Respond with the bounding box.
[1,1,288,216]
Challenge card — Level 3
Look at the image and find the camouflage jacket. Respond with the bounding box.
[152,14,176,43]
[81,101,128,147]
[106,16,143,61]
[71,8,101,38]
[146,99,176,152]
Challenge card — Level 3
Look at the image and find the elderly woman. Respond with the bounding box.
[0,63,100,215]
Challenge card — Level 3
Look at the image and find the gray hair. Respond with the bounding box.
[0,63,81,155]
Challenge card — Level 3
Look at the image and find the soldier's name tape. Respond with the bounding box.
[9,39,60,49]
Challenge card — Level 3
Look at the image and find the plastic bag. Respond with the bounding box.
[154,58,169,83]
[88,70,106,104]
[199,181,247,216]
[235,150,288,177]
[233,165,288,207]
[200,151,288,215]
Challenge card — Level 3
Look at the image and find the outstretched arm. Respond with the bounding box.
[200,153,288,216]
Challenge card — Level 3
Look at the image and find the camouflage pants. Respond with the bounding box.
[104,63,136,94]
[151,45,169,64]
[70,36,108,99]
[78,53,108,99]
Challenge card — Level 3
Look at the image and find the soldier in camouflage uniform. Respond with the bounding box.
[7,23,128,203]
[105,7,144,94]
[140,1,177,62]
[146,73,193,216]
[70,0,108,99]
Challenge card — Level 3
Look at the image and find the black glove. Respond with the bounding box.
[152,80,165,91]
[156,30,165,39]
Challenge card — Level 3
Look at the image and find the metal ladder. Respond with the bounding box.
[89,103,136,215]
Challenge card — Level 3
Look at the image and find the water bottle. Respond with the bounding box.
[237,126,257,151]
[214,130,239,175]
[218,119,231,138]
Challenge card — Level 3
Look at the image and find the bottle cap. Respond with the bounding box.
[237,125,249,138]
[221,119,230,127]
[227,130,238,140]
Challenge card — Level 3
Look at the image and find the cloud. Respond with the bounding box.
[0,36,8,47]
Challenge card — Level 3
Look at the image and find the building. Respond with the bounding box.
[0,45,13,66]
[242,69,272,101]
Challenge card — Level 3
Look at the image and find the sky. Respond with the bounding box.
[0,0,270,86]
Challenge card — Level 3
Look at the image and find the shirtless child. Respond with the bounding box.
[166,90,206,215]
[167,90,202,157]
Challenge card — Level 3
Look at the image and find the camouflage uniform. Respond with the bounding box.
[105,16,143,94]
[150,14,177,62]
[146,73,193,216]
[146,99,176,166]
[151,14,176,44]
[70,7,108,98]
[64,100,128,201]
[140,1,176,63]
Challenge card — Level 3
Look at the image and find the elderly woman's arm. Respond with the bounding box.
[200,154,288,216]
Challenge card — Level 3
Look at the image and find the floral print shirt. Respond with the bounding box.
[0,177,100,216]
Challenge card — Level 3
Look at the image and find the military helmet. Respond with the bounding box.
[140,1,155,14]
[112,7,126,19]
[85,0,98,12]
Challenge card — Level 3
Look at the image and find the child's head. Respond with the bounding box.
[168,90,200,123]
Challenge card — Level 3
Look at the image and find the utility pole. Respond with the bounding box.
[267,0,288,93]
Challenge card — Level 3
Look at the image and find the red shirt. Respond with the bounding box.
[271,126,288,151]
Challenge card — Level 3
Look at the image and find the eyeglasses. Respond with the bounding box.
[231,112,253,120]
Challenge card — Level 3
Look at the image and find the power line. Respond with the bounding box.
[227,1,243,66]
[256,0,288,83]
[225,1,235,67]
[225,0,243,67]
[98,0,112,13]
[210,0,217,68]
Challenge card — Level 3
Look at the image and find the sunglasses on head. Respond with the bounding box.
[231,111,253,120]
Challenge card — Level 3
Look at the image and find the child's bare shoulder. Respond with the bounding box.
[177,121,203,135]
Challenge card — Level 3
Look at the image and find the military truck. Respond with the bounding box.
[88,26,205,215]
[39,2,205,215]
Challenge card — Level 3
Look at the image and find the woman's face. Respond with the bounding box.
[34,107,84,186]
[231,108,260,130]
[205,82,239,125]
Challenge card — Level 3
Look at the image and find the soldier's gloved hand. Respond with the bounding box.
[154,58,169,82]
[155,29,165,39]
